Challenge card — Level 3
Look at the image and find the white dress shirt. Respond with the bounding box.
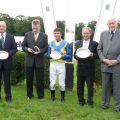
[34,32,39,41]
[83,39,90,49]
[0,32,6,40]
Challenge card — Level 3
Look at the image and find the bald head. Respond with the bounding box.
[0,21,7,33]
[107,18,117,31]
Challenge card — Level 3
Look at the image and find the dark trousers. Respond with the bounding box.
[65,63,74,91]
[77,74,94,104]
[26,66,44,98]
[0,65,11,98]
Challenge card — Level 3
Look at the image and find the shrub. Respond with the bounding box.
[43,55,50,89]
[11,51,25,85]
[95,60,101,85]
[11,52,50,88]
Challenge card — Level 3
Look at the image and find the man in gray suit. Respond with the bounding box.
[98,18,120,112]
[22,19,48,99]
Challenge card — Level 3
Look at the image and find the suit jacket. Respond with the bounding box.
[74,40,98,76]
[98,29,120,73]
[22,32,48,68]
[0,33,17,69]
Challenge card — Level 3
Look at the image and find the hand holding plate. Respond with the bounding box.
[76,47,91,58]
[0,51,9,60]
[27,48,34,53]
[33,46,40,55]
[50,51,61,60]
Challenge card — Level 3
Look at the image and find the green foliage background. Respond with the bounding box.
[2,12,120,86]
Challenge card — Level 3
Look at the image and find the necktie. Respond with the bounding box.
[34,33,38,42]
[84,41,87,48]
[0,33,4,48]
[111,31,114,41]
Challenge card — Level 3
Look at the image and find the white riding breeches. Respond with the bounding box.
[50,61,65,91]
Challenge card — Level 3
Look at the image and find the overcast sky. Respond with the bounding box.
[0,0,120,24]
[0,0,102,23]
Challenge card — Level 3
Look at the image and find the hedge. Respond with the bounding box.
[11,51,25,85]
[95,60,101,84]
[11,52,50,88]
[11,52,101,86]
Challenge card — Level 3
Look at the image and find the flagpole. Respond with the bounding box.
[51,0,57,28]
[93,0,104,42]
[40,0,47,33]
[112,0,117,16]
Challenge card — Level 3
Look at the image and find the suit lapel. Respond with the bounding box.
[36,32,42,43]
[113,29,119,41]
[105,31,113,54]
[80,40,83,47]
[88,40,93,51]
[30,32,41,43]
[31,32,35,43]
[4,33,8,47]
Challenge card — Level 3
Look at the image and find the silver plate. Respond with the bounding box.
[50,51,61,60]
[0,51,9,60]
[76,48,91,58]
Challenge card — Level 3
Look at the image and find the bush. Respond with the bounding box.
[95,60,101,85]
[43,55,50,89]
[11,51,25,85]
[11,52,50,88]
[11,52,101,87]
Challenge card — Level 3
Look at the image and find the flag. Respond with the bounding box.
[65,0,75,44]
[40,0,57,42]
[94,0,117,42]
[65,21,75,44]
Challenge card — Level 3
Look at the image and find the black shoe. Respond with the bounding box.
[61,91,65,103]
[115,109,120,112]
[61,97,65,103]
[51,90,55,101]
[27,94,34,99]
[79,102,85,106]
[51,96,55,101]
[6,97,11,103]
[101,106,109,110]
[38,96,44,99]
[87,101,94,108]
[87,103,94,108]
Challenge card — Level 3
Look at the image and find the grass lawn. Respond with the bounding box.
[0,82,120,120]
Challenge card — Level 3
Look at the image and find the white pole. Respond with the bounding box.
[93,0,118,43]
[112,0,118,16]
[40,0,57,42]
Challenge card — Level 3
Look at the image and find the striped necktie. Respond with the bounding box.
[111,31,114,41]
[0,33,4,48]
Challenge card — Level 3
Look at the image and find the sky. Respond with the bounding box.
[0,0,103,23]
[1,0,120,42]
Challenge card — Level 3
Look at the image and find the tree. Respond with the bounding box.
[75,22,85,40]
[15,15,26,20]
[56,21,65,38]
[87,20,97,40]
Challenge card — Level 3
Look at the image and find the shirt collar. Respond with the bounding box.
[83,39,90,43]
[109,30,116,34]
[0,32,6,36]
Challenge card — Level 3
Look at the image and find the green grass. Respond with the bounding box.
[0,82,120,120]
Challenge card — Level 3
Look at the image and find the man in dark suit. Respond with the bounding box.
[98,18,120,112]
[74,27,98,107]
[22,19,48,99]
[0,21,17,103]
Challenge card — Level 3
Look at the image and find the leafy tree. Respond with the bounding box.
[87,20,97,40]
[75,22,85,40]
[56,21,65,38]
[117,20,120,29]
